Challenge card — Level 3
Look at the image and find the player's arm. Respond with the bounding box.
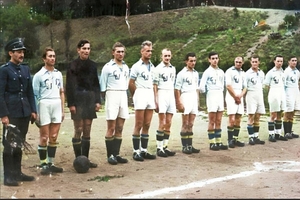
[128,79,136,97]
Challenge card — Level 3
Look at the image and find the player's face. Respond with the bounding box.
[288,57,297,69]
[186,56,196,70]
[44,50,56,67]
[250,58,260,70]
[234,57,243,69]
[77,43,91,60]
[161,49,171,65]
[141,45,152,61]
[274,57,283,69]
[113,47,125,62]
[209,55,219,67]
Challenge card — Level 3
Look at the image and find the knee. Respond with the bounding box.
[40,135,49,145]
[143,122,151,130]
[49,133,58,143]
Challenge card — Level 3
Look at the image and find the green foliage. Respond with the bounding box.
[283,14,298,29]
[87,175,124,182]
[0,2,51,61]
[233,7,239,18]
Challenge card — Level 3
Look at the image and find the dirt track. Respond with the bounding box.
[0,111,299,199]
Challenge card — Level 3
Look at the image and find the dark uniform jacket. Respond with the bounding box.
[65,57,101,107]
[0,61,36,118]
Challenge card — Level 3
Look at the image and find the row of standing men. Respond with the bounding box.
[0,38,299,186]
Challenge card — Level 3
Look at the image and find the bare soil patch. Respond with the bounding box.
[1,111,300,198]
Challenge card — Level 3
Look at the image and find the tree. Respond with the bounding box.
[0,2,40,61]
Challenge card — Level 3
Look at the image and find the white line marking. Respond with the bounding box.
[120,161,300,199]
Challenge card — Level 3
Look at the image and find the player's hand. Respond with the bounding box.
[234,96,241,105]
[176,103,184,113]
[95,103,101,112]
[69,106,76,114]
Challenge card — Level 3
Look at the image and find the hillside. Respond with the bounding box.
[33,6,299,72]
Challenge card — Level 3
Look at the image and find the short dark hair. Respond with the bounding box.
[288,55,297,61]
[42,47,54,59]
[185,52,196,61]
[77,39,90,49]
[208,51,218,59]
[273,55,283,61]
[251,54,259,60]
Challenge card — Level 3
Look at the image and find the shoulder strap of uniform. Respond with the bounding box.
[0,62,9,69]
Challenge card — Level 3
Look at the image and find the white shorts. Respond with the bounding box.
[105,90,129,120]
[268,88,286,112]
[158,89,176,114]
[246,91,265,114]
[206,90,224,112]
[39,99,62,125]
[285,88,300,112]
[133,88,155,110]
[225,90,244,115]
[180,91,198,115]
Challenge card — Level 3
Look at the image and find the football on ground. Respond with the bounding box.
[73,155,90,173]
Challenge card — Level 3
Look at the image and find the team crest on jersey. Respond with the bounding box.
[272,76,279,84]
[161,73,168,82]
[45,79,52,89]
[185,77,192,85]
[233,75,239,83]
[141,71,149,80]
[113,70,120,80]
[209,77,216,85]
[290,76,296,83]
[250,77,257,85]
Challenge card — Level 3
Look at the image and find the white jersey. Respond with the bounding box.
[244,68,265,91]
[100,59,129,91]
[153,61,176,89]
[174,67,199,93]
[284,66,300,89]
[225,66,246,115]
[130,58,155,89]
[264,67,285,89]
[32,67,63,101]
[199,66,224,93]
[225,66,246,90]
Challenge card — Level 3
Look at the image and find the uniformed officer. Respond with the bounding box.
[0,38,37,186]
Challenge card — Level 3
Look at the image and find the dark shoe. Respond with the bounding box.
[49,163,63,173]
[268,135,276,142]
[254,137,265,145]
[182,146,192,154]
[108,155,118,165]
[16,173,35,181]
[141,151,156,159]
[285,133,293,139]
[249,137,255,145]
[89,161,98,168]
[291,131,299,138]
[235,140,245,147]
[157,149,168,157]
[133,152,144,162]
[209,143,219,151]
[277,135,288,141]
[217,143,228,150]
[163,147,176,156]
[40,164,51,175]
[116,155,128,163]
[4,177,19,186]
[191,146,200,153]
[228,139,236,148]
